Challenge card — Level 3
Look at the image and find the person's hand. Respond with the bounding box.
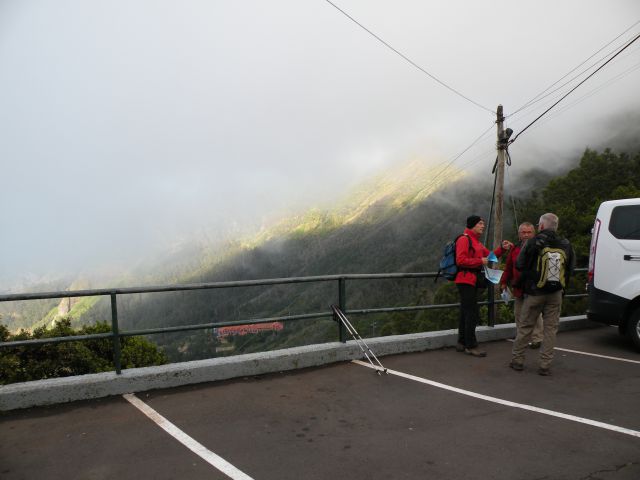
[481,257,489,266]
[502,240,514,250]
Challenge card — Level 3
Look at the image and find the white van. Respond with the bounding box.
[587,198,640,350]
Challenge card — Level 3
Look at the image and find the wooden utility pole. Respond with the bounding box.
[488,105,507,327]
[493,105,506,250]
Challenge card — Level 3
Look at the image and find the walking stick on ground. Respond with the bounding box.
[331,305,388,375]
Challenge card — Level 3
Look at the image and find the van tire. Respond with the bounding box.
[627,308,640,351]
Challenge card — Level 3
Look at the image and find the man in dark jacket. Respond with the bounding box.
[510,213,575,375]
[501,222,543,348]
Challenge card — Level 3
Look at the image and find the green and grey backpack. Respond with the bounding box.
[534,238,568,292]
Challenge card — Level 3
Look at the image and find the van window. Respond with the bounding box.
[609,205,640,240]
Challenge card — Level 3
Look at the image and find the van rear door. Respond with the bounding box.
[604,204,640,299]
[588,200,640,326]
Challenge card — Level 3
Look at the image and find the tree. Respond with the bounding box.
[519,149,640,264]
[0,317,167,385]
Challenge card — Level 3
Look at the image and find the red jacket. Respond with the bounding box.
[454,228,505,287]
[500,243,523,298]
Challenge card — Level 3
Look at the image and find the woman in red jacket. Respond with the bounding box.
[455,215,511,357]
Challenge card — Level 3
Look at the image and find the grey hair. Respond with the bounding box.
[518,222,534,230]
[539,213,559,231]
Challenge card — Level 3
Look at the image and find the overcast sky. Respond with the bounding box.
[1,0,639,287]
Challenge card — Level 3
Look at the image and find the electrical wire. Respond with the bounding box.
[483,168,499,246]
[429,59,640,208]
[323,0,495,115]
[490,58,640,235]
[508,36,639,121]
[457,146,496,172]
[516,55,640,141]
[505,45,640,140]
[506,163,519,230]
[526,59,640,132]
[419,122,496,195]
[509,19,640,118]
[505,46,640,131]
[509,31,640,144]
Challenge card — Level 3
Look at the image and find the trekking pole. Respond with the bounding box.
[338,308,388,375]
[332,305,372,364]
[336,309,386,375]
[331,305,388,374]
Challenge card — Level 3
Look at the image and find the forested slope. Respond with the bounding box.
[73,161,530,360]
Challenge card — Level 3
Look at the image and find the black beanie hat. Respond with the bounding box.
[466,215,482,229]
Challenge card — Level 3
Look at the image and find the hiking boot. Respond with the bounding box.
[456,343,465,352]
[464,347,487,357]
[529,342,542,349]
[509,361,524,371]
[538,367,552,376]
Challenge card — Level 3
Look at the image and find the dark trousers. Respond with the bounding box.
[457,284,480,348]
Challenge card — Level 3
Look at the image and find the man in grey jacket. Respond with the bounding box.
[510,212,575,375]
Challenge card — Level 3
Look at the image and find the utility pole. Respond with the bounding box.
[488,105,507,327]
[493,105,506,251]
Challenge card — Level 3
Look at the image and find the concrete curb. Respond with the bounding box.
[0,316,589,411]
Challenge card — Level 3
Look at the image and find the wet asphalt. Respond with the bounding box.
[1,325,639,480]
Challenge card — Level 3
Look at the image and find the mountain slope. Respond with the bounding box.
[77,159,505,360]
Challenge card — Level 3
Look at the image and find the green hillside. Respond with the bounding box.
[30,296,101,331]
[68,158,522,361]
[1,278,99,333]
[0,279,69,333]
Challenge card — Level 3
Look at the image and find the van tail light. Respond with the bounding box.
[588,219,601,284]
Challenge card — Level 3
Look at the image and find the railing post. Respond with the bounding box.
[487,284,495,327]
[110,293,122,374]
[338,277,347,343]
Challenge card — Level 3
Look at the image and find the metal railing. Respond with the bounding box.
[0,269,587,374]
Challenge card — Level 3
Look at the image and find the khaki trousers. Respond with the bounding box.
[511,290,563,369]
[514,297,543,343]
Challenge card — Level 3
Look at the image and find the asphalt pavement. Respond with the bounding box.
[1,325,639,480]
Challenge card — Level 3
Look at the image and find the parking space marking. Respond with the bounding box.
[553,347,640,364]
[352,360,640,439]
[123,394,255,480]
[506,339,640,364]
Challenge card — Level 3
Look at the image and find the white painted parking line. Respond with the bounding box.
[553,347,640,364]
[123,394,255,480]
[505,339,640,364]
[352,360,640,439]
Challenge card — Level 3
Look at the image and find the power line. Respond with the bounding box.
[505,46,640,133]
[508,35,639,120]
[510,31,640,144]
[457,146,496,171]
[551,61,640,117]
[419,122,496,194]
[506,164,519,230]
[509,19,640,118]
[323,0,494,115]
[523,59,640,134]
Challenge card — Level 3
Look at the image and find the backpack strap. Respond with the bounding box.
[434,234,474,283]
